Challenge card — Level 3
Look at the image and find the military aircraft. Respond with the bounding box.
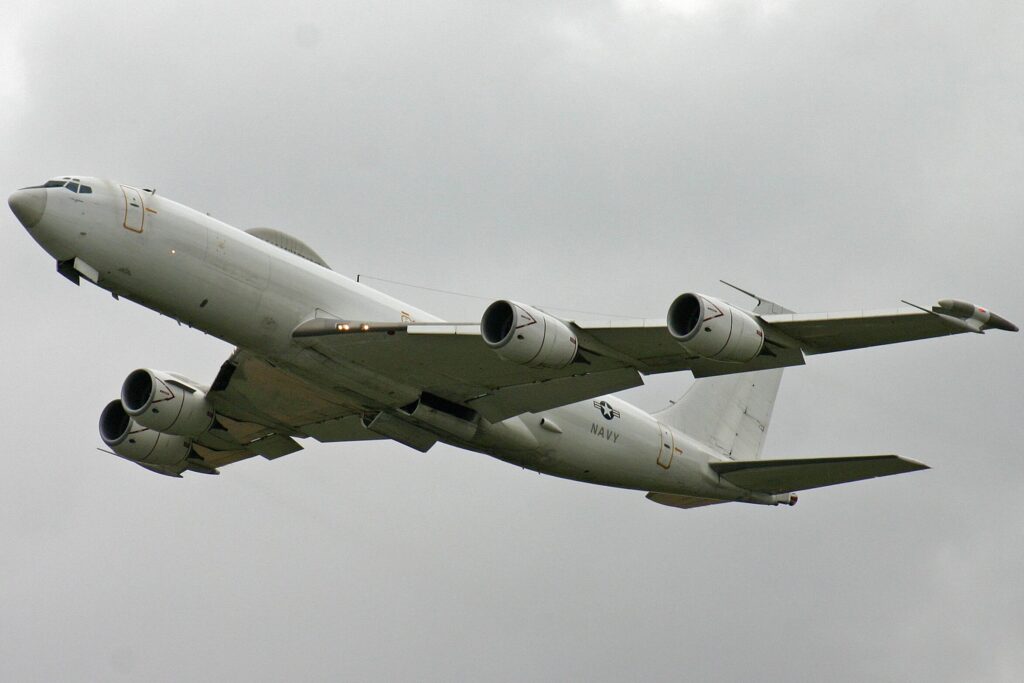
[8,176,1017,508]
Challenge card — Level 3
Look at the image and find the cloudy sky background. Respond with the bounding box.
[2,1,1021,680]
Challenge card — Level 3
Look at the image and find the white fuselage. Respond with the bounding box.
[17,177,771,503]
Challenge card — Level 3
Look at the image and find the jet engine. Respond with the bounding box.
[667,293,764,363]
[481,300,578,368]
[120,368,215,437]
[99,400,193,467]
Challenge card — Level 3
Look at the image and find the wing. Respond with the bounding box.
[761,299,1018,355]
[576,298,1018,368]
[291,320,646,422]
[288,316,806,423]
[184,349,384,474]
[182,296,1012,473]
[290,297,1015,421]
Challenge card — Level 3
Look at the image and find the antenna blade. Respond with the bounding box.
[719,281,793,314]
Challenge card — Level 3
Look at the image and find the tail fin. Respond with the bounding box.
[654,368,783,461]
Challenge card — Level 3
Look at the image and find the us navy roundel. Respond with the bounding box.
[594,400,620,421]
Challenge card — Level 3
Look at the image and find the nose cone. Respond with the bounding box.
[8,189,47,228]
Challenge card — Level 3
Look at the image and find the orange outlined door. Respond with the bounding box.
[121,185,144,232]
[657,423,674,469]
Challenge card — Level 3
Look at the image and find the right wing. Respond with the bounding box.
[289,296,1015,423]
[184,349,383,473]
[574,298,1017,372]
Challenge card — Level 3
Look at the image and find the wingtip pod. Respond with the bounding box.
[977,308,1019,333]
[934,299,1018,333]
[991,315,1019,333]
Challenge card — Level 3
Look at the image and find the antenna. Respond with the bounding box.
[719,280,793,314]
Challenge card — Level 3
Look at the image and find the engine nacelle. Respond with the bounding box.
[120,369,215,437]
[99,400,192,467]
[667,292,765,363]
[480,300,578,368]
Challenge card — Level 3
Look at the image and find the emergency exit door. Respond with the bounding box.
[657,423,674,469]
[121,185,144,232]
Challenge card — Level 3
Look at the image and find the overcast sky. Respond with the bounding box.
[2,1,1022,680]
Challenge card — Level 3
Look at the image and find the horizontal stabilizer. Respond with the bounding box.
[645,492,731,509]
[711,455,928,494]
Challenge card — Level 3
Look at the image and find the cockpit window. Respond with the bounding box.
[19,178,92,193]
[20,180,68,189]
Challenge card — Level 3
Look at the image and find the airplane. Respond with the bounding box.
[8,176,1017,509]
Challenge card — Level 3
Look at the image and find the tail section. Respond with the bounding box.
[645,454,927,510]
[648,284,932,507]
[654,368,783,460]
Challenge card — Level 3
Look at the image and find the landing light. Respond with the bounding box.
[325,321,406,335]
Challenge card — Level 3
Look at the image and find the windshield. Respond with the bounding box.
[20,178,92,193]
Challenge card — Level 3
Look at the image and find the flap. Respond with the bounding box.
[468,367,643,422]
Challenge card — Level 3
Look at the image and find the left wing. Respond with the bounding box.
[760,299,1018,355]
[645,493,732,509]
[292,319,649,422]
[573,298,1018,370]
[290,296,1015,421]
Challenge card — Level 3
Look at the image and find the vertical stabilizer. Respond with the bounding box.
[654,368,783,461]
